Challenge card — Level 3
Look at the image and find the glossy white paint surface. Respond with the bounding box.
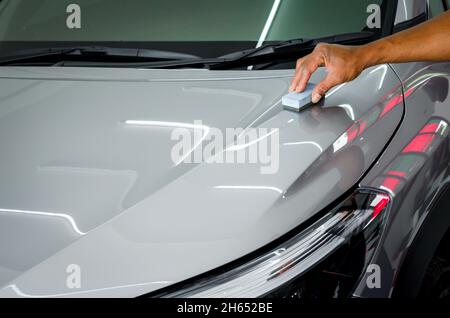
[0,66,402,297]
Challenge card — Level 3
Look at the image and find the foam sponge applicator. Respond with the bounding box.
[282,83,316,112]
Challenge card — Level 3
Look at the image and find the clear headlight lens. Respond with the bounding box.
[152,189,390,298]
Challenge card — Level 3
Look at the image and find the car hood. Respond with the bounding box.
[0,66,403,297]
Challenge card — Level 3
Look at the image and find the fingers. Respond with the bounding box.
[289,58,305,92]
[291,43,360,103]
[290,60,320,93]
[312,74,338,103]
[295,65,314,93]
[290,53,323,93]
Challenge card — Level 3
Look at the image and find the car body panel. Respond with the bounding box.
[0,66,403,297]
[351,0,450,298]
[356,62,450,297]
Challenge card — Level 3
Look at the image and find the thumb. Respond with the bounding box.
[311,75,338,103]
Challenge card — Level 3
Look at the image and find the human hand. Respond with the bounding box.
[290,43,367,103]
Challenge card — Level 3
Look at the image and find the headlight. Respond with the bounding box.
[151,188,391,298]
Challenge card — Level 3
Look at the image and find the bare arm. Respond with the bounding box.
[290,11,450,103]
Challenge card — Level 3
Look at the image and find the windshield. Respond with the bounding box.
[0,0,384,59]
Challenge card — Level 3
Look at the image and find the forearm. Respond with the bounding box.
[291,11,450,101]
[359,11,450,68]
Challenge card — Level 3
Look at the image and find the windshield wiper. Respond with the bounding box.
[224,31,374,59]
[0,32,375,69]
[0,46,201,66]
[210,31,375,69]
[137,31,375,70]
